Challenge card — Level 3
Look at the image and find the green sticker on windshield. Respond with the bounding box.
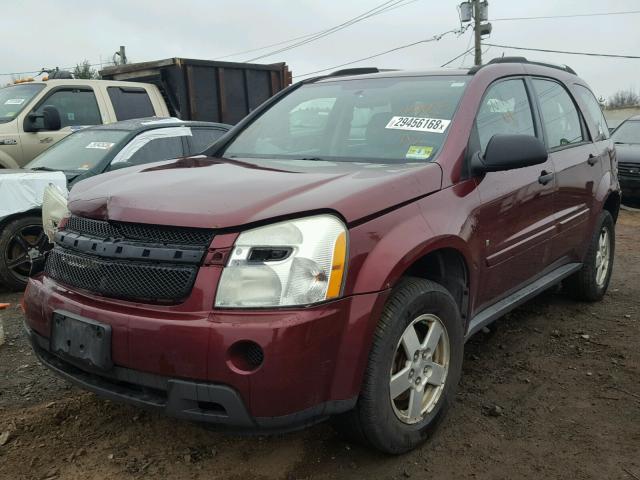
[406,145,433,160]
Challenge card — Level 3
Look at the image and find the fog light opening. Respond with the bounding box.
[227,341,264,373]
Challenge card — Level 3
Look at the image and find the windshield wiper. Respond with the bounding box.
[297,157,327,161]
[29,166,60,172]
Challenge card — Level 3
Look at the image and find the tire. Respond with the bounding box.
[0,215,49,290]
[564,211,615,302]
[333,277,464,454]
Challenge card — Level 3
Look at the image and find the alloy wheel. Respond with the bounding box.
[389,313,450,424]
[4,224,49,283]
[595,226,611,287]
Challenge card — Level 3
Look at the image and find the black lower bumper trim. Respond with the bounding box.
[25,325,355,433]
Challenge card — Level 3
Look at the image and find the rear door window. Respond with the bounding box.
[476,79,536,153]
[532,79,584,149]
[32,88,102,129]
[107,87,155,121]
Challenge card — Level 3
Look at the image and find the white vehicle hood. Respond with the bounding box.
[0,170,67,219]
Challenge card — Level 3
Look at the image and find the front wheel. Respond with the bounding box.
[334,277,464,454]
[564,211,615,302]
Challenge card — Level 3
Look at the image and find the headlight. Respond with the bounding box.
[42,183,69,241]
[215,214,347,308]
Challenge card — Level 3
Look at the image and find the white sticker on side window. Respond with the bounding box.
[86,142,115,150]
[385,116,451,133]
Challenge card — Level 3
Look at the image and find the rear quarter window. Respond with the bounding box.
[107,87,155,121]
[574,85,609,141]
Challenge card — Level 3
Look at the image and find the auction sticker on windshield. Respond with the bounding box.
[4,98,25,105]
[85,142,115,150]
[385,116,451,133]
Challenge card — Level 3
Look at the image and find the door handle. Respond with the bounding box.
[587,154,598,166]
[538,170,554,185]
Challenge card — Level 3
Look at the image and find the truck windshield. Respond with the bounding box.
[26,129,129,171]
[0,83,46,123]
[223,76,468,163]
[612,120,640,144]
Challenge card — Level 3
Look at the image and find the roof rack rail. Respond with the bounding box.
[302,67,398,85]
[328,67,381,77]
[468,56,577,75]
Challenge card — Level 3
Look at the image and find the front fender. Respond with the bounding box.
[346,202,473,295]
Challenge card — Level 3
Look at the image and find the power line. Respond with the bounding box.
[216,0,420,60]
[245,0,419,62]
[440,46,476,68]
[483,43,640,60]
[0,60,109,78]
[493,10,640,21]
[295,26,470,78]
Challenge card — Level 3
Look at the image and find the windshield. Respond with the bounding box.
[0,83,45,123]
[223,76,468,163]
[612,120,640,144]
[26,129,129,171]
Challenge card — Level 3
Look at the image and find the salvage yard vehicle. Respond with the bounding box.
[0,118,230,289]
[0,58,290,169]
[611,115,640,200]
[0,78,169,168]
[23,57,620,454]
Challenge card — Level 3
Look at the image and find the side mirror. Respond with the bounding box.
[107,161,134,172]
[471,134,548,175]
[42,106,62,131]
[24,105,62,132]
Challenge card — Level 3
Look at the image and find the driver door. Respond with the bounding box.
[471,77,557,312]
[20,87,104,161]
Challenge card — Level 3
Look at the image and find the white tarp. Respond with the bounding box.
[0,171,67,219]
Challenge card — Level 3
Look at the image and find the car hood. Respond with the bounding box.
[68,156,442,228]
[615,144,640,164]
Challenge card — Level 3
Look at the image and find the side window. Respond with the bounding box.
[110,131,187,170]
[187,128,227,154]
[575,85,609,141]
[33,89,101,129]
[476,79,535,153]
[532,79,584,148]
[125,137,184,166]
[107,87,155,121]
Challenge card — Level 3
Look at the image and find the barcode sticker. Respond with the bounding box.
[385,116,451,133]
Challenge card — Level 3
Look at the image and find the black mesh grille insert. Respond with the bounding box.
[619,163,640,176]
[65,215,214,246]
[45,248,198,302]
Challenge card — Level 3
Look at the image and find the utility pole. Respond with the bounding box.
[114,46,127,65]
[459,1,491,66]
[473,0,482,66]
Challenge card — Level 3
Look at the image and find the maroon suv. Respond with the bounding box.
[23,57,620,454]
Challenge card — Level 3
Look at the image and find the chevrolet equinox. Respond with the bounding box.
[24,57,620,454]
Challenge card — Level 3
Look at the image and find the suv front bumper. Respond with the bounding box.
[23,275,387,431]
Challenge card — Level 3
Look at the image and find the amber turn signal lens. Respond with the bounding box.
[326,231,346,299]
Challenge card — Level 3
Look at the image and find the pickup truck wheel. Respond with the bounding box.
[0,215,50,290]
[334,277,464,454]
[564,211,614,302]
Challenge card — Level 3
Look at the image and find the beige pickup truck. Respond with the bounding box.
[0,79,169,168]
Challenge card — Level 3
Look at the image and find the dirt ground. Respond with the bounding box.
[0,210,638,480]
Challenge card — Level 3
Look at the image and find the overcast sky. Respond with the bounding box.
[1,0,638,99]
